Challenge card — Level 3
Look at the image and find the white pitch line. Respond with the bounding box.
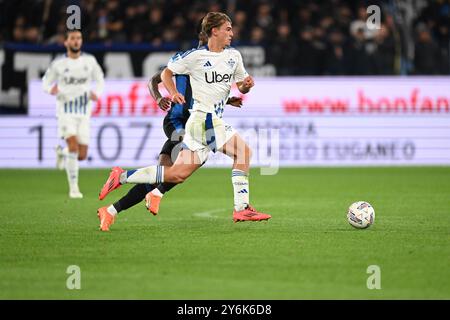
[192,204,280,219]
[192,203,295,220]
[192,208,227,219]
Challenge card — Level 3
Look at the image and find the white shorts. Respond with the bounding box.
[182,111,236,164]
[57,115,90,145]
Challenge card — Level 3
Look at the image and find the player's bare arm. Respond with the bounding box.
[161,67,185,104]
[90,92,98,101]
[148,71,171,111]
[236,76,254,94]
[50,85,58,95]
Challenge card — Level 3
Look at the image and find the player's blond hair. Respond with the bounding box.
[198,31,208,46]
[201,12,232,37]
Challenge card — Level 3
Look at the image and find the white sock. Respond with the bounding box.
[122,166,164,184]
[56,146,67,170]
[66,152,79,191]
[151,188,164,197]
[232,169,249,211]
[107,204,118,216]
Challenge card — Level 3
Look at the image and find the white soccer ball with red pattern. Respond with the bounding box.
[347,201,375,229]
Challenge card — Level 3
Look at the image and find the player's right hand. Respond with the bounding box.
[242,76,255,90]
[228,96,243,108]
[50,85,58,95]
[157,97,172,111]
[171,92,186,104]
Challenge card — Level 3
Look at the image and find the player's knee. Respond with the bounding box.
[246,146,253,160]
[239,145,252,163]
[68,145,78,154]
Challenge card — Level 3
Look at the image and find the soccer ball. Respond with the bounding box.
[347,201,375,229]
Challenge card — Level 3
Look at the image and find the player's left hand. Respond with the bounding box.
[90,92,99,101]
[242,76,255,90]
[171,92,186,104]
[228,96,243,108]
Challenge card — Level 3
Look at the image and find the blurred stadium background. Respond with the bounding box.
[0,0,449,299]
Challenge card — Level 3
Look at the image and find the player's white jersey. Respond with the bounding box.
[167,45,248,118]
[42,52,104,118]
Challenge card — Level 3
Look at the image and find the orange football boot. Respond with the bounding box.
[145,191,161,215]
[233,205,271,223]
[97,206,115,231]
[99,167,125,200]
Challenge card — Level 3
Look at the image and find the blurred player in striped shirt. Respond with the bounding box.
[42,29,104,198]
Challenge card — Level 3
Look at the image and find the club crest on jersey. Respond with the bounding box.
[227,58,236,69]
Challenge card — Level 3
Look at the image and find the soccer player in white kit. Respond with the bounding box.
[98,13,271,231]
[42,29,104,198]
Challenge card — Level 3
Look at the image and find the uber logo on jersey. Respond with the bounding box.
[63,77,88,85]
[204,71,233,84]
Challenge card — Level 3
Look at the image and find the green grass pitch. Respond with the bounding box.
[0,167,449,299]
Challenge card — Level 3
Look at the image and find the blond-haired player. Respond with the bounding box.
[98,13,270,230]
